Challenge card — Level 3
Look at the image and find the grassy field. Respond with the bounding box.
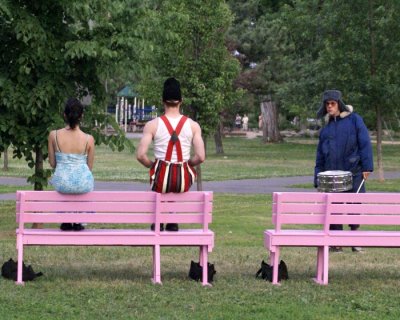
[1,137,400,319]
[0,185,52,193]
[1,195,400,319]
[1,136,399,182]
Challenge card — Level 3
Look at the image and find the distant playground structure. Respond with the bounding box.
[108,85,158,132]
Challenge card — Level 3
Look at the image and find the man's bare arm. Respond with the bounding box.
[86,135,95,171]
[136,119,157,168]
[188,121,205,167]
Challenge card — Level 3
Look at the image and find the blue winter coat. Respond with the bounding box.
[314,110,374,189]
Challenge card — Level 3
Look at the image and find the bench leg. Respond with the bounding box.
[313,246,329,285]
[16,236,24,285]
[200,246,211,287]
[199,247,203,266]
[152,245,162,284]
[271,247,280,285]
[314,247,324,284]
[322,246,329,285]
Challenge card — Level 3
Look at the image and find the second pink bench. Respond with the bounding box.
[265,192,400,285]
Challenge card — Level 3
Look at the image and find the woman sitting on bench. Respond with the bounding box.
[48,97,95,231]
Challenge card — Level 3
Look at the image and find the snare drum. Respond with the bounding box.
[317,170,353,193]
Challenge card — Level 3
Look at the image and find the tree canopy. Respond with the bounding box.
[137,0,241,137]
[0,0,136,189]
[1,0,400,183]
[228,0,400,177]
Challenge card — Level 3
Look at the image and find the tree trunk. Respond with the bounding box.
[3,146,8,171]
[213,117,224,154]
[34,147,44,191]
[369,0,384,181]
[32,147,45,229]
[375,105,384,181]
[196,164,203,191]
[260,99,282,143]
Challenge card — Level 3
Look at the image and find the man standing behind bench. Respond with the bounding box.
[314,89,374,252]
[136,77,205,231]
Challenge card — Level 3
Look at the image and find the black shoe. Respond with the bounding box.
[166,223,179,232]
[73,223,85,231]
[60,223,73,231]
[151,224,164,231]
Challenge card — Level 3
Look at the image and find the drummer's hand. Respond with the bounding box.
[362,172,370,180]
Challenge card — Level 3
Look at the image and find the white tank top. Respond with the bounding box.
[153,115,193,162]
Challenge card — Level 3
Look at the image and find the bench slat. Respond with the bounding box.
[21,202,156,213]
[329,214,400,225]
[327,192,400,203]
[20,191,156,201]
[20,191,213,202]
[329,203,400,214]
[160,202,213,213]
[266,229,400,247]
[272,213,325,225]
[20,232,214,246]
[20,201,212,214]
[275,192,326,202]
[275,203,326,214]
[19,213,212,224]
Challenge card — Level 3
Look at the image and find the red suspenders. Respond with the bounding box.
[160,115,188,162]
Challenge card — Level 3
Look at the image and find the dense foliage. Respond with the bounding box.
[227,0,400,177]
[1,0,399,183]
[228,0,400,127]
[0,1,137,188]
[137,0,241,137]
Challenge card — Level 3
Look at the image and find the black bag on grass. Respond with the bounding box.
[188,260,216,283]
[1,258,43,281]
[256,260,288,282]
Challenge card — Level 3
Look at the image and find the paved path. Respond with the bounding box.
[1,171,399,201]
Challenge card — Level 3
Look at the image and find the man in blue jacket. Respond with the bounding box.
[314,90,374,252]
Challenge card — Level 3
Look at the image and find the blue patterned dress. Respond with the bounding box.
[50,132,94,194]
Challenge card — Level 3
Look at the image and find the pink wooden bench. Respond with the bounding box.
[16,191,214,286]
[265,192,400,285]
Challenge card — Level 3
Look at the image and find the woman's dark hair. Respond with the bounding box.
[64,98,84,129]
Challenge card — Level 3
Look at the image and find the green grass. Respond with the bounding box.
[1,195,400,319]
[1,137,400,317]
[0,185,28,193]
[2,136,399,182]
[0,185,52,193]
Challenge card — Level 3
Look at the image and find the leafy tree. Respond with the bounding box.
[0,1,137,189]
[317,0,400,180]
[227,0,293,142]
[230,0,400,179]
[131,0,241,189]
[279,0,400,180]
[137,0,241,143]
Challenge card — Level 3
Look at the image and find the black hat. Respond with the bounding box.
[162,77,182,102]
[316,90,350,118]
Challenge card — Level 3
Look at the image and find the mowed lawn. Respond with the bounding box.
[1,137,400,319]
[2,136,399,182]
[2,136,319,181]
